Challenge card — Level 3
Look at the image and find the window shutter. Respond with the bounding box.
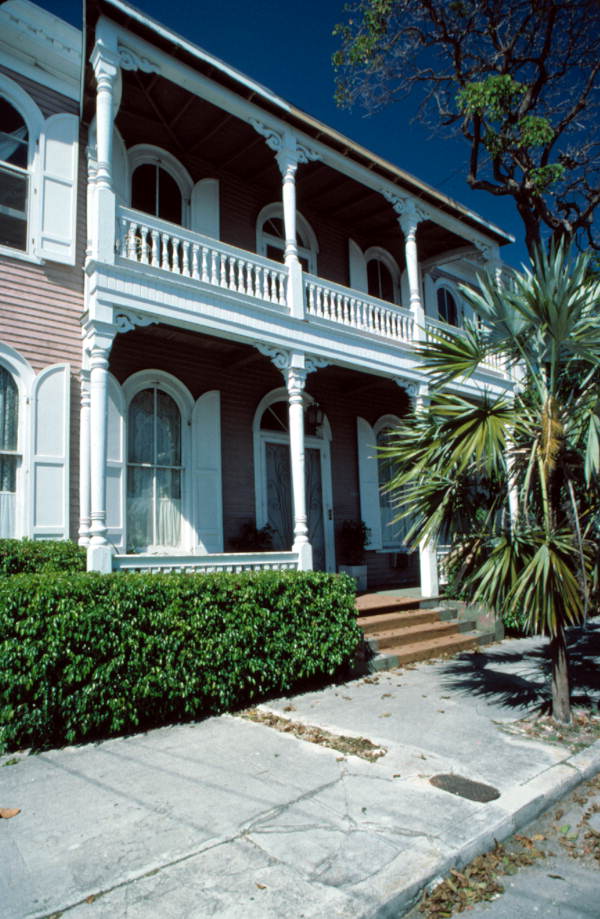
[36,113,78,265]
[192,390,223,553]
[106,374,125,551]
[190,178,220,239]
[348,239,368,292]
[112,128,130,205]
[30,363,70,539]
[356,416,382,550]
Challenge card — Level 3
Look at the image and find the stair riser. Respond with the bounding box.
[373,621,473,650]
[393,635,481,664]
[358,611,440,634]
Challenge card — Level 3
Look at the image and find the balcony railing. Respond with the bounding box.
[117,206,288,308]
[425,316,506,374]
[112,550,299,574]
[305,274,415,346]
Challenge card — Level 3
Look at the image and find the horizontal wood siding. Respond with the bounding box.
[0,68,86,538]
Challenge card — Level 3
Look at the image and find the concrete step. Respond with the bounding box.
[376,632,493,670]
[357,608,441,634]
[356,594,426,616]
[366,618,474,651]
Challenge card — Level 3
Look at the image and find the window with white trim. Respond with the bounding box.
[0,97,29,252]
[365,247,401,304]
[127,386,183,551]
[128,145,192,228]
[0,365,19,537]
[256,204,318,274]
[437,284,460,326]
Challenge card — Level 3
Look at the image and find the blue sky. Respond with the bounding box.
[43,0,525,265]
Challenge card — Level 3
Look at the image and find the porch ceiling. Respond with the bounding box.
[86,63,473,263]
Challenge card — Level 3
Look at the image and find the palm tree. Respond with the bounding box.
[384,245,600,723]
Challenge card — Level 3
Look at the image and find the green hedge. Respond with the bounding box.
[0,539,86,575]
[0,570,360,753]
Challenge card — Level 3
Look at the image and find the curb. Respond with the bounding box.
[366,738,600,919]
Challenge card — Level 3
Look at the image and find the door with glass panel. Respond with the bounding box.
[127,387,183,551]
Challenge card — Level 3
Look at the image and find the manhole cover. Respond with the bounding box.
[429,773,500,802]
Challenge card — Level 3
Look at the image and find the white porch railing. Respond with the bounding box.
[425,316,507,374]
[116,206,288,308]
[112,550,300,574]
[305,274,415,345]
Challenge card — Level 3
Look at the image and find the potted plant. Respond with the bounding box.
[337,519,370,590]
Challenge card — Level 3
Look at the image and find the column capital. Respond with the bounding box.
[83,319,116,359]
[90,40,120,88]
[383,192,427,235]
[256,346,327,382]
[393,376,420,401]
[249,121,320,173]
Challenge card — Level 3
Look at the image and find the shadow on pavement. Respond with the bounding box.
[438,621,600,713]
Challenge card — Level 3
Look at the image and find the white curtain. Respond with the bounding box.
[0,492,15,537]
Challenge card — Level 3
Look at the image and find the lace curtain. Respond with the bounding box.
[127,388,182,550]
[0,367,17,538]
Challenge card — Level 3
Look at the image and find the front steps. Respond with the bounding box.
[356,592,496,672]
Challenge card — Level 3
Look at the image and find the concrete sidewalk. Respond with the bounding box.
[1,625,599,919]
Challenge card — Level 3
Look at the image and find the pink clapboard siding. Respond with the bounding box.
[0,65,86,538]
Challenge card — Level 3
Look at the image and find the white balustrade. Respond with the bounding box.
[425,317,507,373]
[112,551,300,574]
[117,206,287,309]
[305,275,415,346]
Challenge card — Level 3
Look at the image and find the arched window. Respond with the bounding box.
[127,386,183,551]
[374,415,410,549]
[0,365,19,537]
[0,96,29,251]
[437,285,459,326]
[256,204,318,274]
[364,247,401,304]
[128,145,192,227]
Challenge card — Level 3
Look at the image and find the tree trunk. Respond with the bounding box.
[549,623,571,723]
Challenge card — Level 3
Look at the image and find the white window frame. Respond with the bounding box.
[0,343,34,538]
[128,144,193,228]
[122,370,194,553]
[364,246,401,304]
[256,203,319,275]
[434,279,463,326]
[0,74,44,263]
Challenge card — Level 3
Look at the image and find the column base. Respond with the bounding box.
[87,544,114,573]
[419,540,439,598]
[294,541,313,571]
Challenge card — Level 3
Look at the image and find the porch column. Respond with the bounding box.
[286,355,312,570]
[78,357,91,547]
[86,323,115,573]
[90,36,119,263]
[276,137,304,319]
[415,381,439,597]
[385,194,425,338]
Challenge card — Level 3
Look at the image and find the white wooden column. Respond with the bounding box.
[86,324,115,573]
[286,357,312,569]
[415,381,439,597]
[78,357,91,547]
[90,37,119,263]
[385,194,425,338]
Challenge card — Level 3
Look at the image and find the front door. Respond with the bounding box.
[264,439,333,570]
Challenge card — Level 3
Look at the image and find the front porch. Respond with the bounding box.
[80,324,434,591]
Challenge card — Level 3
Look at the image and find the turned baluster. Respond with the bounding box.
[161,233,170,270]
[181,240,191,277]
[150,230,160,267]
[191,244,200,280]
[201,247,209,283]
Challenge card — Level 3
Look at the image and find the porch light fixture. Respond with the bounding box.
[305,401,325,434]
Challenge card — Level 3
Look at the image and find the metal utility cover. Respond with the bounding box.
[430,773,500,802]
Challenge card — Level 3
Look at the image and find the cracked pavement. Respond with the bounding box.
[1,627,599,918]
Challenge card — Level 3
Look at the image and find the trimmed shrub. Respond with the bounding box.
[0,570,360,752]
[0,539,86,575]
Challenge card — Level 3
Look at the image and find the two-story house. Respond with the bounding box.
[1,0,514,595]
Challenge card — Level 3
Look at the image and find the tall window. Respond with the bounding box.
[256,204,318,274]
[367,258,395,302]
[127,387,182,550]
[131,162,182,226]
[437,286,459,325]
[0,366,18,537]
[0,97,29,251]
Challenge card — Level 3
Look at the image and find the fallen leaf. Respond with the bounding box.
[0,808,20,819]
[85,895,96,904]
[256,882,267,890]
